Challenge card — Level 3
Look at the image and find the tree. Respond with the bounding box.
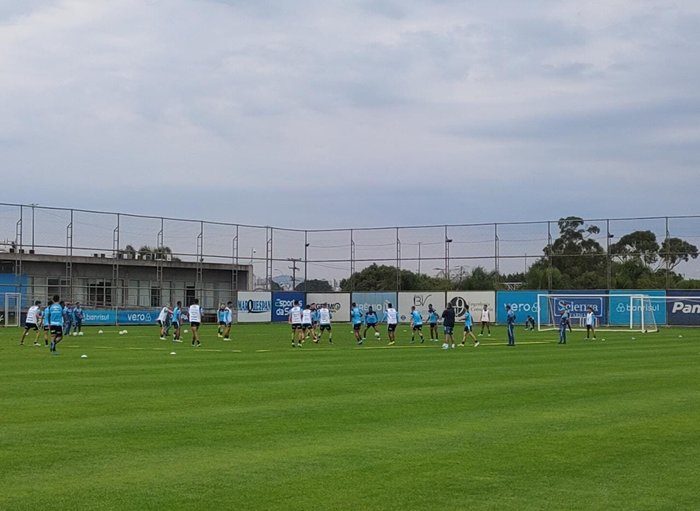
[295,279,333,292]
[609,231,659,267]
[542,216,606,289]
[660,238,699,270]
[135,245,180,262]
[340,264,443,291]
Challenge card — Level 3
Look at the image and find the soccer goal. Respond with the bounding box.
[3,292,21,327]
[537,293,659,333]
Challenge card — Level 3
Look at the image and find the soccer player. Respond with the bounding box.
[585,307,597,340]
[384,303,399,345]
[479,304,491,336]
[73,302,84,334]
[216,303,226,338]
[506,305,516,346]
[409,305,425,343]
[63,302,73,337]
[47,295,64,353]
[188,299,202,347]
[310,303,319,340]
[158,304,171,340]
[20,300,42,346]
[302,304,314,342]
[459,304,479,347]
[289,300,303,347]
[362,306,380,340]
[317,303,333,344]
[42,301,51,346]
[441,302,456,349]
[427,304,439,341]
[350,302,363,345]
[558,308,569,344]
[223,301,233,341]
[172,301,183,342]
[525,315,536,331]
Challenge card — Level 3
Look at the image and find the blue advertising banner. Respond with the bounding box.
[82,308,161,325]
[496,291,545,325]
[548,291,608,326]
[667,290,700,326]
[272,292,305,322]
[609,290,667,326]
[351,292,398,320]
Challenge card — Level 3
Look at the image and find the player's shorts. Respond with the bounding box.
[49,325,63,335]
[218,321,226,326]
[586,324,594,331]
[481,320,490,325]
[464,325,473,332]
[24,322,38,331]
[43,323,50,330]
[225,322,232,327]
[302,323,312,330]
[320,324,331,331]
[190,321,201,328]
[429,322,437,328]
[353,323,361,331]
[172,321,180,329]
[388,324,397,332]
[291,323,302,330]
[157,320,163,327]
[444,326,454,335]
[312,320,319,326]
[366,322,378,328]
[412,324,423,331]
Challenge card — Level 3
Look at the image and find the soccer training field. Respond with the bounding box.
[2,324,699,510]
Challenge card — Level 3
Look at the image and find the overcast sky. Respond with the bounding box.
[1,0,699,232]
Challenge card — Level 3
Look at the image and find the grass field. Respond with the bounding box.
[2,323,699,510]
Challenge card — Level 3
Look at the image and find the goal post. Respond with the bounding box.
[3,292,21,327]
[537,293,659,333]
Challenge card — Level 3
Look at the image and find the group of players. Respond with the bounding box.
[19,296,84,352]
[285,301,510,349]
[156,299,205,346]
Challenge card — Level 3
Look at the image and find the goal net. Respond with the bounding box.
[3,292,21,327]
[537,293,659,333]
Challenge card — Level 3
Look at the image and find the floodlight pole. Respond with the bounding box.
[304,231,309,293]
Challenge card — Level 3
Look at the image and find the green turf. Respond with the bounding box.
[1,324,699,510]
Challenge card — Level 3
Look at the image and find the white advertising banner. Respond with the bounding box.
[446,291,496,322]
[236,291,272,323]
[398,291,446,323]
[307,293,351,322]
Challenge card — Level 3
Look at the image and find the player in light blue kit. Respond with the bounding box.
[362,306,380,341]
[459,304,479,347]
[172,301,183,342]
[409,306,425,343]
[558,309,569,344]
[47,295,64,354]
[351,303,364,345]
[506,305,516,346]
[427,304,439,342]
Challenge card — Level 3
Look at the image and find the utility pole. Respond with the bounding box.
[288,258,301,290]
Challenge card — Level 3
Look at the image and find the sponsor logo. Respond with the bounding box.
[238,300,271,313]
[671,301,700,314]
[553,298,602,317]
[126,312,154,322]
[412,294,432,307]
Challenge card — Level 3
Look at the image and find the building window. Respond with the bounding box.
[47,278,70,299]
[151,286,161,307]
[87,280,112,307]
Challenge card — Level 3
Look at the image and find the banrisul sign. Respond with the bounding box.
[667,290,700,326]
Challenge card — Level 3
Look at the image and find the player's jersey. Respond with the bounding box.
[427,310,438,323]
[586,312,595,326]
[289,306,302,324]
[158,307,169,322]
[385,308,398,325]
[365,311,378,324]
[224,307,233,324]
[464,312,474,327]
[411,310,423,326]
[481,308,490,322]
[43,307,50,325]
[26,305,39,324]
[63,307,73,323]
[507,310,516,325]
[188,304,202,323]
[172,307,181,323]
[319,308,331,325]
[311,309,320,323]
[302,309,312,324]
[48,303,64,326]
[73,307,83,321]
[351,307,362,325]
